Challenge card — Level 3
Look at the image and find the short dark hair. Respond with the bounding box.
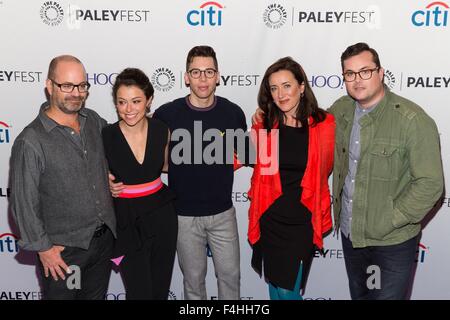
[258,56,326,129]
[47,55,84,80]
[186,45,218,71]
[340,42,381,71]
[112,68,154,106]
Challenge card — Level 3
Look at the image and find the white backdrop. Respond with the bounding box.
[1,0,449,300]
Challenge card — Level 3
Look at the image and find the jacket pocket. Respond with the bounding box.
[365,196,396,240]
[369,144,398,181]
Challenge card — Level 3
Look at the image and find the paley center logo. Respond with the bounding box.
[314,247,344,259]
[263,3,288,29]
[0,233,19,253]
[168,290,177,300]
[382,71,449,90]
[0,70,43,83]
[219,74,260,87]
[384,69,396,90]
[296,7,376,24]
[0,121,11,144]
[40,1,64,26]
[412,1,449,27]
[231,191,249,203]
[68,5,150,23]
[405,74,450,88]
[187,1,224,26]
[0,291,42,300]
[40,1,150,27]
[151,68,176,92]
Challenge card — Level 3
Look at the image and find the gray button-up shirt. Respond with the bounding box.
[340,102,377,239]
[10,102,116,251]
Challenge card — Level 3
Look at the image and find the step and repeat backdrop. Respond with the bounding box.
[0,0,449,300]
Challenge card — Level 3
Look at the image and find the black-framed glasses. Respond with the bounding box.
[187,68,217,79]
[342,67,380,82]
[50,79,91,93]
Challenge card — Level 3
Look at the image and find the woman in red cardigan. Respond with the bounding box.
[248,57,335,300]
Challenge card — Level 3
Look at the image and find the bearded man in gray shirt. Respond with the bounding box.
[10,55,116,300]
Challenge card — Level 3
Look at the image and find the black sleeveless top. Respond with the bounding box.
[102,117,175,256]
[252,123,314,291]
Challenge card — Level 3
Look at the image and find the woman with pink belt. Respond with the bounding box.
[102,68,177,299]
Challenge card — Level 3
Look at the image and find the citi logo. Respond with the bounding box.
[0,233,19,253]
[412,1,449,27]
[0,121,11,144]
[187,2,223,26]
[416,243,428,263]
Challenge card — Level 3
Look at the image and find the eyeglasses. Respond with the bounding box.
[187,68,217,79]
[50,79,91,93]
[342,67,380,82]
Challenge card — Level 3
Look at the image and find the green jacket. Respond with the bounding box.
[329,87,444,248]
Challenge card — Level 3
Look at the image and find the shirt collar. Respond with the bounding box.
[38,101,88,132]
[185,95,217,111]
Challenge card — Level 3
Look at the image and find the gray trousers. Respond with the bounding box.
[177,206,240,300]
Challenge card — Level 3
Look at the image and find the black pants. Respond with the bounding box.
[39,227,114,300]
[120,202,178,300]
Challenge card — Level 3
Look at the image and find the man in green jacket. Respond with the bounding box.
[330,42,444,299]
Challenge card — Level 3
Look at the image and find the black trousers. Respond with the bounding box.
[39,227,114,300]
[120,202,178,300]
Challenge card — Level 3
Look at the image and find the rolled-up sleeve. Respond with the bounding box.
[10,138,53,252]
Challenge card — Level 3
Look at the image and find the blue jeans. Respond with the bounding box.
[341,233,419,300]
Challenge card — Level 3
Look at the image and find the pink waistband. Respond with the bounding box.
[118,177,163,198]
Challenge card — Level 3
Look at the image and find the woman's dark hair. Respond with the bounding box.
[258,57,326,130]
[112,68,154,107]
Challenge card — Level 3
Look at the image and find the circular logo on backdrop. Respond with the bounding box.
[263,4,287,29]
[151,67,176,92]
[384,69,396,90]
[40,1,64,26]
[168,291,177,300]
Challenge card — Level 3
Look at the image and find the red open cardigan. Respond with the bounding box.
[247,113,335,249]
